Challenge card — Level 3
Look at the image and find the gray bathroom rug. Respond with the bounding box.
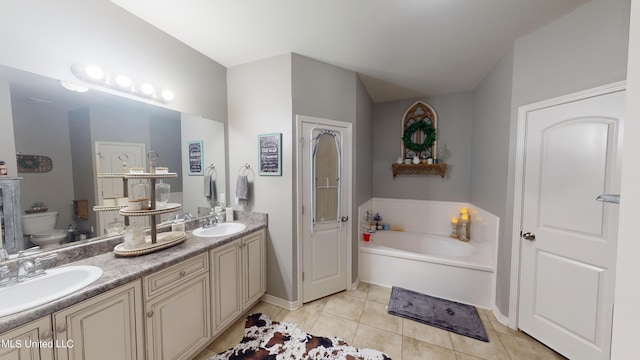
[387,286,489,342]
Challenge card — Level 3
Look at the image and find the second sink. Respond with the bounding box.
[193,223,247,238]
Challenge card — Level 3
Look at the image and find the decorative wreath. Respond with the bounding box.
[402,121,436,153]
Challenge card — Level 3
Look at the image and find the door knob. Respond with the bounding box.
[341,216,349,222]
[522,232,536,241]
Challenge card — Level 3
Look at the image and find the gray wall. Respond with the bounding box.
[227,53,373,303]
[354,76,374,282]
[149,111,183,192]
[69,108,95,231]
[470,46,514,315]
[291,54,374,285]
[228,54,294,302]
[372,93,474,201]
[472,0,630,317]
[0,78,16,174]
[13,97,75,229]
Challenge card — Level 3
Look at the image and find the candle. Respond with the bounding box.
[461,213,469,221]
[451,217,459,224]
[461,207,469,214]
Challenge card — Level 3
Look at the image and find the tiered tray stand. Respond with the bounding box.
[95,172,186,256]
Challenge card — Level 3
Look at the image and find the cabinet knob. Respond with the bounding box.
[41,330,52,339]
[179,270,186,277]
[56,324,68,333]
[147,311,154,318]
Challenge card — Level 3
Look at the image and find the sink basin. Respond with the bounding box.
[0,265,103,317]
[193,223,247,238]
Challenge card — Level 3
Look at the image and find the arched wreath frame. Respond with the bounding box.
[401,101,438,160]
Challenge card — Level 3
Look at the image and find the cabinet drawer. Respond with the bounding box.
[144,253,209,299]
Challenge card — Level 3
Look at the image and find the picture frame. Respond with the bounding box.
[258,133,282,176]
[187,140,204,176]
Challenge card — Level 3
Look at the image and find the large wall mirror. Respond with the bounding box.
[0,65,227,254]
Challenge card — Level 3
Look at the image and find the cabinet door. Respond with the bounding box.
[0,317,53,360]
[53,281,144,360]
[145,273,211,360]
[210,239,242,334]
[242,229,266,308]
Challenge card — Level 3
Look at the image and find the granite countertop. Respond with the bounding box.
[0,212,267,334]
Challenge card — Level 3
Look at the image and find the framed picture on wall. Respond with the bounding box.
[258,133,282,176]
[187,140,204,176]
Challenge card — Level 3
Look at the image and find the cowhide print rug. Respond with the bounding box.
[209,313,392,360]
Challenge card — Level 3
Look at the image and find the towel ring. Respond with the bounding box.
[206,164,217,179]
[239,163,251,176]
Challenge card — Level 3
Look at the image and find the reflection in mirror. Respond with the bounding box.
[0,65,226,254]
[313,130,341,224]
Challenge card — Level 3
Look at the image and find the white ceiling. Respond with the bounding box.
[111,0,588,102]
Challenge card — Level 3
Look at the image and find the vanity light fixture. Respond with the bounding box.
[70,63,174,103]
[59,80,89,93]
[114,74,132,89]
[84,64,105,81]
[139,82,155,96]
[160,89,175,102]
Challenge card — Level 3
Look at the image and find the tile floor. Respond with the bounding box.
[194,283,567,360]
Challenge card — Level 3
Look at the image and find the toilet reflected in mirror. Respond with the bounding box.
[22,212,68,249]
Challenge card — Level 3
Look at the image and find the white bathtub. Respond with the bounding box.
[358,199,497,308]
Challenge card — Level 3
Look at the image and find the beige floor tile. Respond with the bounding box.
[499,332,568,360]
[192,348,216,360]
[403,318,454,350]
[477,309,494,332]
[450,329,510,360]
[352,323,403,360]
[454,352,486,360]
[481,309,527,338]
[347,282,371,299]
[359,299,402,334]
[206,318,246,353]
[247,301,284,320]
[310,313,359,343]
[323,292,366,322]
[274,305,321,333]
[367,284,392,304]
[403,337,456,360]
[303,294,332,311]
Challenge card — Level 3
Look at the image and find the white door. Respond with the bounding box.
[301,119,351,303]
[518,89,624,360]
[95,141,146,236]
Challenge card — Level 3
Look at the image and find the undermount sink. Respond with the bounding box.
[193,223,247,238]
[0,265,103,317]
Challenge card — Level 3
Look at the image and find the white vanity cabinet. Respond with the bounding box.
[53,280,144,360]
[143,253,211,360]
[0,316,54,360]
[210,229,266,335]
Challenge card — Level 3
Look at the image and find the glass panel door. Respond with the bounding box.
[312,130,341,229]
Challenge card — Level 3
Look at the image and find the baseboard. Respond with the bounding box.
[261,293,301,311]
[351,278,360,291]
[492,305,516,330]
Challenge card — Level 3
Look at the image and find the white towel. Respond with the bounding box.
[235,175,249,205]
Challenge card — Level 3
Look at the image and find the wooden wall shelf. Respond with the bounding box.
[392,163,447,178]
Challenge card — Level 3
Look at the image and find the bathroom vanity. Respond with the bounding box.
[0,213,267,360]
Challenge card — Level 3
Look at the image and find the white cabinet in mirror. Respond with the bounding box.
[0,65,227,255]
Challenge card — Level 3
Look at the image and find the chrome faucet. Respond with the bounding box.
[203,214,221,228]
[16,247,57,282]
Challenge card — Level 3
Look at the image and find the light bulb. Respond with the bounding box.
[60,80,89,93]
[114,74,132,88]
[84,64,104,81]
[160,90,174,101]
[139,83,155,96]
